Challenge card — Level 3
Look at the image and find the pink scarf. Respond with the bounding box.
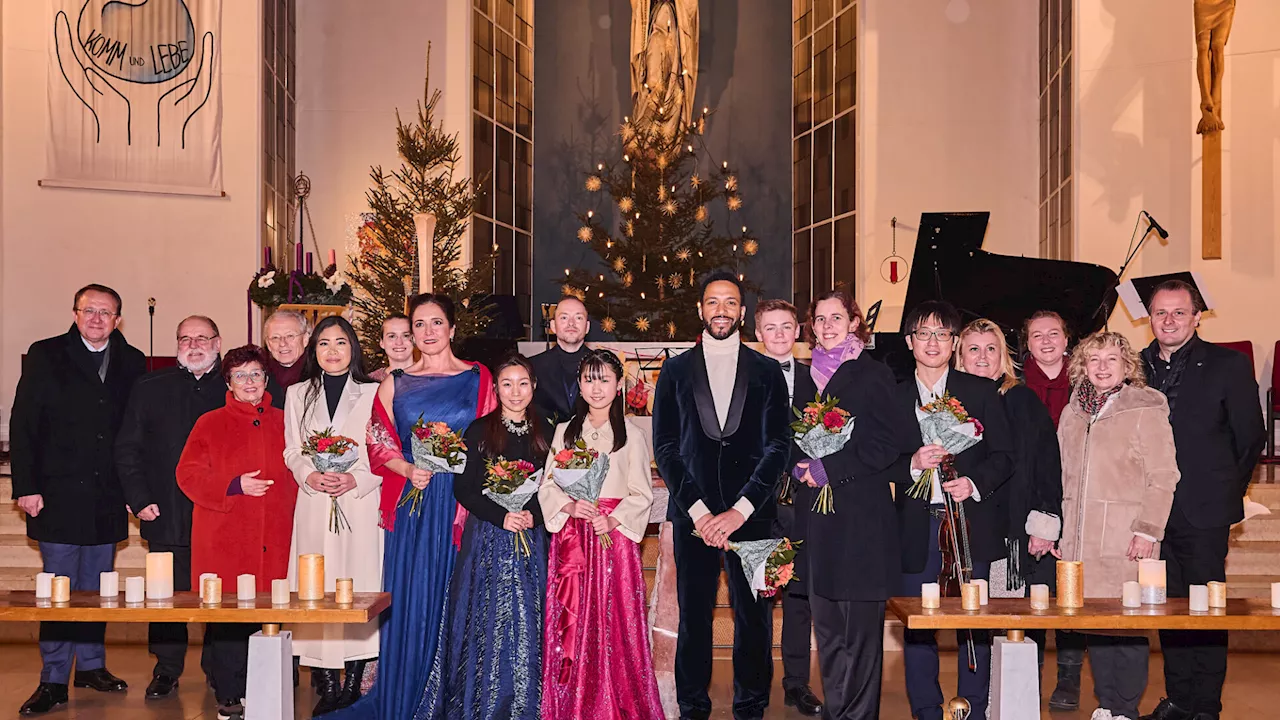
[810,335,865,393]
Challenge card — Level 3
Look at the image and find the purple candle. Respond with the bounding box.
[296,241,303,271]
[262,247,270,268]
[306,252,313,275]
[328,249,337,268]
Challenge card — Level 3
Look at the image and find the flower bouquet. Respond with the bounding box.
[905,392,984,500]
[549,440,614,547]
[694,533,801,599]
[301,428,359,534]
[791,393,855,514]
[401,416,467,516]
[481,457,542,557]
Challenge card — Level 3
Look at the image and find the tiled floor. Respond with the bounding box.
[0,645,1276,718]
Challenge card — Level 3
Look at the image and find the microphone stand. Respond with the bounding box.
[147,298,156,372]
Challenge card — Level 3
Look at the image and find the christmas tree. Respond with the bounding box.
[563,110,757,341]
[346,52,493,364]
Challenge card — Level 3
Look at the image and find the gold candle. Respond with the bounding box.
[202,576,222,605]
[271,578,291,606]
[335,578,354,605]
[961,583,981,611]
[1056,561,1084,609]
[50,576,70,603]
[1207,581,1227,609]
[298,554,325,601]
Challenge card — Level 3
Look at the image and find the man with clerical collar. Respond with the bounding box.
[1138,280,1264,720]
[263,309,311,410]
[753,299,822,717]
[115,315,228,699]
[653,271,791,720]
[530,295,590,430]
[11,284,146,715]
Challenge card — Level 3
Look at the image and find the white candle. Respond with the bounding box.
[1139,559,1167,604]
[1189,584,1209,613]
[145,552,174,599]
[974,579,989,606]
[1029,584,1050,610]
[99,571,119,597]
[1122,581,1142,608]
[237,574,256,601]
[1272,582,1280,609]
[271,578,290,606]
[921,582,941,609]
[35,573,54,599]
[125,576,146,603]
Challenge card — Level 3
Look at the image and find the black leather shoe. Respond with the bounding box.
[784,685,824,716]
[19,683,68,715]
[73,668,128,693]
[1139,698,1194,720]
[145,674,179,699]
[312,668,343,716]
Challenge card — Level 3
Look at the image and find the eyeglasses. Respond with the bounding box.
[267,332,303,345]
[178,335,218,347]
[229,370,266,385]
[75,308,117,319]
[912,329,954,342]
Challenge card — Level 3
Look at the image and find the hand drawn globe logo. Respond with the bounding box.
[77,0,196,84]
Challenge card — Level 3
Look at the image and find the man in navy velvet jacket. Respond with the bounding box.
[652,271,792,720]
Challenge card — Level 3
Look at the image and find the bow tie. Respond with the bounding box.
[780,361,792,371]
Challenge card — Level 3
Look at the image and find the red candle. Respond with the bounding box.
[306,252,313,275]
[262,247,270,268]
[328,249,337,268]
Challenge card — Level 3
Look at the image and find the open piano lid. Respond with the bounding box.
[897,212,1120,341]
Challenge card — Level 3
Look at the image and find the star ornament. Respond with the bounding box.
[726,195,743,211]
[669,273,682,289]
[585,175,603,192]
[725,175,738,192]
[662,200,678,216]
[667,321,678,339]
[634,316,651,332]
[676,247,691,261]
[577,226,594,243]
[618,197,635,213]
[695,205,709,222]
[612,257,627,272]
[743,239,759,256]
[623,272,634,287]
[601,317,617,333]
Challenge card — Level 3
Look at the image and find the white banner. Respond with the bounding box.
[45,0,223,196]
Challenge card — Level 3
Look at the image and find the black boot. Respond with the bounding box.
[311,669,343,716]
[338,659,368,709]
[1048,651,1083,711]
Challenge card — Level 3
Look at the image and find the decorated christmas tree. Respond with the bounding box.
[563,110,757,341]
[346,53,493,364]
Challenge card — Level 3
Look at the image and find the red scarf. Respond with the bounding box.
[1023,358,1070,427]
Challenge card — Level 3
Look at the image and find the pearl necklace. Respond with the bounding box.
[502,416,530,436]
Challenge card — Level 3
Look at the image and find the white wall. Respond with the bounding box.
[296,0,469,274]
[1075,1,1280,387]
[0,0,263,436]
[859,0,1040,329]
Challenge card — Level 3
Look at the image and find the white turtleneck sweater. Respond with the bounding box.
[689,330,756,523]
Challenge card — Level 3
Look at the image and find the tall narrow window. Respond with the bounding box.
[264,0,296,269]
[1039,0,1072,260]
[473,0,533,336]
[793,0,856,313]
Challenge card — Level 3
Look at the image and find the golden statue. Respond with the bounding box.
[1194,0,1236,134]
[630,0,698,141]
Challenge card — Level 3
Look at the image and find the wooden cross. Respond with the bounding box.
[1195,0,1235,259]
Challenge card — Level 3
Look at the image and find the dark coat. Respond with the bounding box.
[895,369,1015,574]
[652,343,791,541]
[1141,336,1266,528]
[114,362,227,546]
[529,344,587,431]
[773,359,817,595]
[1001,383,1064,586]
[794,354,920,601]
[10,326,145,545]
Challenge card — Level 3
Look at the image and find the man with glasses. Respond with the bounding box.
[115,316,227,700]
[896,300,1013,720]
[262,310,311,410]
[10,284,146,715]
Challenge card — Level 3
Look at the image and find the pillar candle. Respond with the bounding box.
[296,241,303,271]
[1056,561,1084,609]
[145,552,174,599]
[35,573,54,599]
[99,571,119,597]
[1029,584,1050,610]
[1207,581,1227,609]
[974,579,989,606]
[1122,581,1142,608]
[1189,585,1209,613]
[1272,582,1280,609]
[50,576,70,603]
[961,583,982,611]
[263,246,270,267]
[237,574,256,601]
[305,252,313,275]
[125,576,145,603]
[297,554,325,601]
[202,577,222,605]
[1139,559,1167,604]
[327,249,337,267]
[198,573,216,601]
[335,578,354,605]
[271,578,290,606]
[921,582,941,609]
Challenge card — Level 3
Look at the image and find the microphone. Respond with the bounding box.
[147,298,156,315]
[1143,211,1170,240]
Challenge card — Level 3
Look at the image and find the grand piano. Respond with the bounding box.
[866,211,1120,380]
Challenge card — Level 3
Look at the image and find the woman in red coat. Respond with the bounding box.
[177,344,298,720]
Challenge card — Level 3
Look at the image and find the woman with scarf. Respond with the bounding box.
[790,289,918,719]
[1058,331,1179,720]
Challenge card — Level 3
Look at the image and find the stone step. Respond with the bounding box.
[1225,542,1280,575]
[0,534,149,572]
[1233,515,1280,542]
[1224,573,1280,599]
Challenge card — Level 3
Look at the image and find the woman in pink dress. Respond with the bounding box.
[538,349,663,720]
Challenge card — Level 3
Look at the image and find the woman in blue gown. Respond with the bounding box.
[330,294,495,720]
[414,354,548,719]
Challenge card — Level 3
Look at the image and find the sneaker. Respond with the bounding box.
[216,699,245,720]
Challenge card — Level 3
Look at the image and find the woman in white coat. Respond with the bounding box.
[283,316,383,716]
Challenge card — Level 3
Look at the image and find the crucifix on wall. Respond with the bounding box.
[1195,0,1235,260]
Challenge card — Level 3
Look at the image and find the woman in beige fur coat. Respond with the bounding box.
[1057,331,1180,720]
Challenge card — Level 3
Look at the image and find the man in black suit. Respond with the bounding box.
[115,315,227,699]
[896,301,1014,720]
[1139,280,1264,720]
[530,295,590,430]
[653,272,791,720]
[10,284,146,715]
[753,299,821,717]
